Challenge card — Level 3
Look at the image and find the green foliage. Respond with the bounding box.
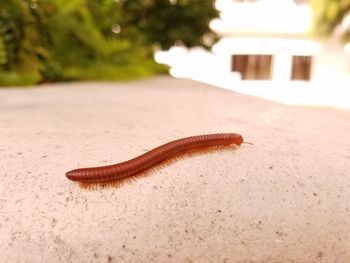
[0,0,46,71]
[0,71,42,86]
[0,35,6,65]
[312,0,350,42]
[0,0,218,86]
[118,0,219,49]
[0,0,47,85]
[62,60,168,81]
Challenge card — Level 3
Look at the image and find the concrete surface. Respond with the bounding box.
[1,77,350,262]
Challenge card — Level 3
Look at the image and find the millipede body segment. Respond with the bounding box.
[66,133,243,189]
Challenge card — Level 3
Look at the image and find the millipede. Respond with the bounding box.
[66,133,245,189]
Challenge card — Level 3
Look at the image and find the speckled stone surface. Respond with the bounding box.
[1,77,350,262]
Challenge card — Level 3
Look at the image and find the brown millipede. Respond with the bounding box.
[66,133,244,189]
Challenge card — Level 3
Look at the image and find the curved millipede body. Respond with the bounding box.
[66,133,244,189]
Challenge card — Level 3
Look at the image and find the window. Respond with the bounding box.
[231,55,273,80]
[291,56,312,81]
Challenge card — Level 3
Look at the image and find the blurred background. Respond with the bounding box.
[0,0,350,107]
[0,0,218,85]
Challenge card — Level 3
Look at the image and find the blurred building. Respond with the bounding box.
[210,0,349,81]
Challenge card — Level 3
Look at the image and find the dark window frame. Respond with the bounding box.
[231,54,273,80]
[291,55,312,81]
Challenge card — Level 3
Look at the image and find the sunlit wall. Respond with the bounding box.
[155,0,350,110]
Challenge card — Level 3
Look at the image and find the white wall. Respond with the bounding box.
[213,37,318,81]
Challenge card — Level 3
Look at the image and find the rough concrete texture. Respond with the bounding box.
[0,77,350,262]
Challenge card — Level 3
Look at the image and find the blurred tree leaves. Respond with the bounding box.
[0,0,218,85]
[312,0,350,42]
[0,0,45,72]
[118,0,219,49]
